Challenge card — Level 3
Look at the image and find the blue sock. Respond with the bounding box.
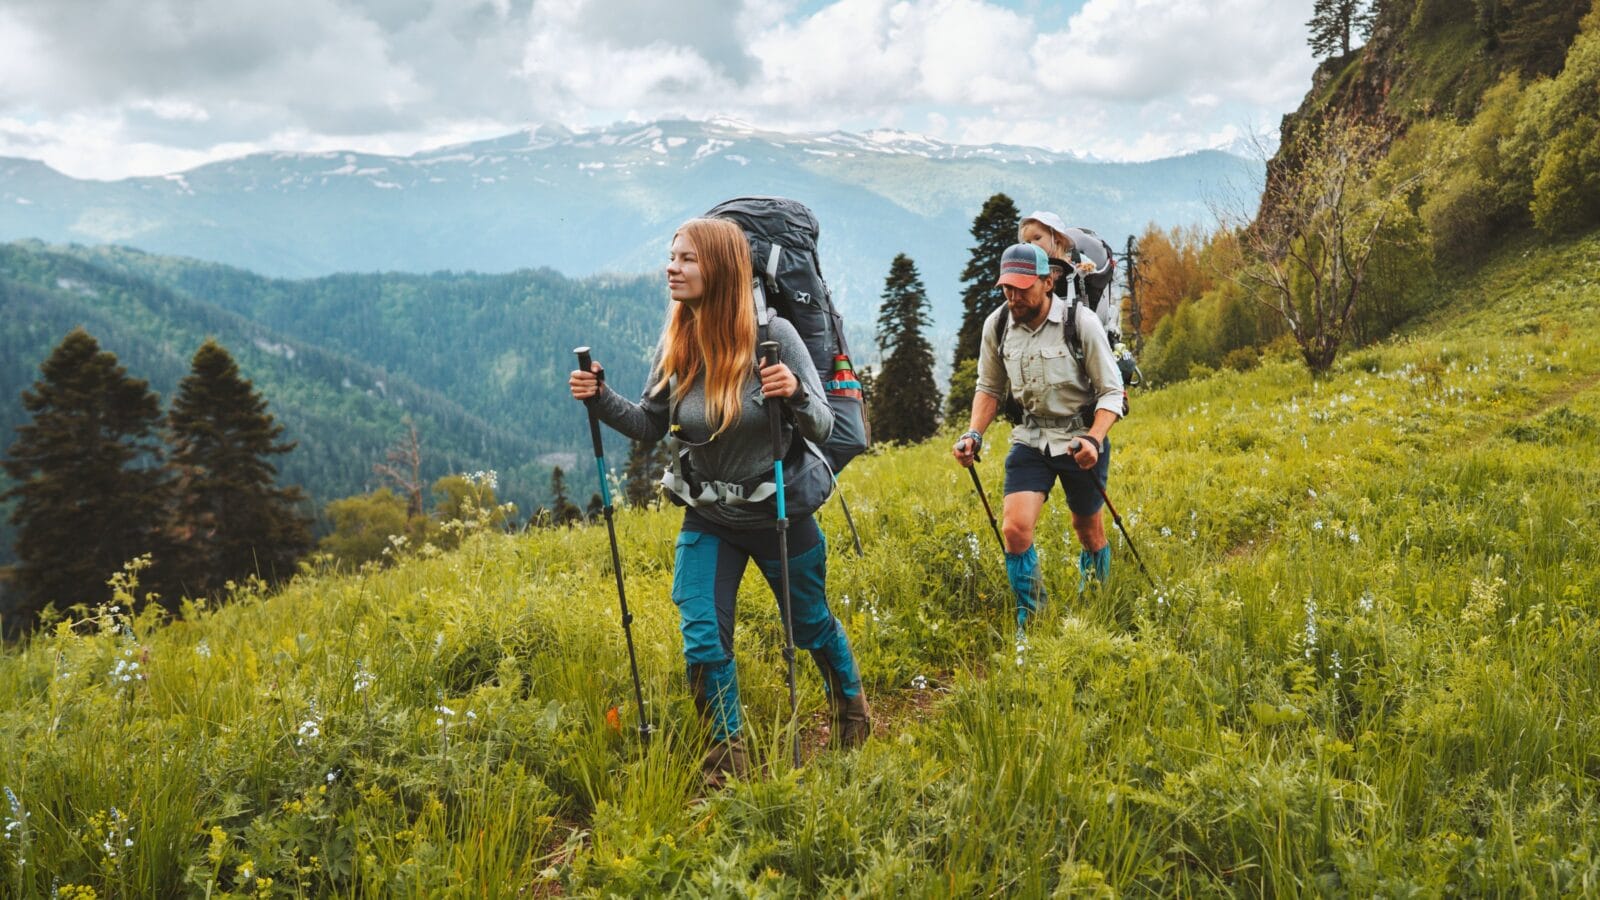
[1005,544,1045,627]
[1078,545,1111,590]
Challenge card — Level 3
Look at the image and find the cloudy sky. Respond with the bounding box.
[0,0,1319,180]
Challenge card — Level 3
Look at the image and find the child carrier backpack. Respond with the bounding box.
[1057,226,1117,311]
[704,197,871,474]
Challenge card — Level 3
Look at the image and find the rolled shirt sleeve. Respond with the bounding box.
[974,306,1009,399]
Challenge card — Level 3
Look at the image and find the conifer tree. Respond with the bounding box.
[1308,0,1374,59]
[871,254,941,444]
[548,466,581,526]
[167,340,311,596]
[622,438,669,509]
[949,193,1019,418]
[2,329,169,625]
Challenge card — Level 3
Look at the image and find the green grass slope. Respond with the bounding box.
[3,232,1599,895]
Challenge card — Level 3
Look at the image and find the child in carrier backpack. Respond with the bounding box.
[568,217,871,788]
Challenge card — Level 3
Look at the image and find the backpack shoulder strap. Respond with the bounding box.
[990,304,1011,357]
[1063,296,1085,364]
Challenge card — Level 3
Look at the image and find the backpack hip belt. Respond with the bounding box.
[661,464,780,508]
[1022,411,1091,431]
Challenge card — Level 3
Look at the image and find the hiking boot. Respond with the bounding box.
[831,691,874,750]
[700,738,750,790]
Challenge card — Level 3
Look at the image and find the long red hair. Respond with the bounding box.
[652,218,756,438]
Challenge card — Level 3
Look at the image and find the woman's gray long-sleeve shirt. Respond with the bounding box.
[591,317,833,527]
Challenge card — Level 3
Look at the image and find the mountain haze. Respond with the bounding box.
[0,119,1261,328]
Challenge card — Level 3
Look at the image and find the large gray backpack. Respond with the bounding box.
[704,197,871,473]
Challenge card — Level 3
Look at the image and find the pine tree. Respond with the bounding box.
[2,329,169,625]
[622,438,669,509]
[871,255,941,444]
[548,466,581,526]
[949,193,1019,419]
[167,340,311,597]
[1308,0,1373,59]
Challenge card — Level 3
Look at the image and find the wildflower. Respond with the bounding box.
[1303,596,1319,660]
[911,674,928,691]
[1312,520,1324,531]
[195,640,212,659]
[1160,527,1173,538]
[352,663,375,692]
[297,700,323,745]
[1349,531,1360,544]
[1358,590,1375,613]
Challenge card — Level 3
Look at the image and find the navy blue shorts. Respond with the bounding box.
[1003,439,1111,516]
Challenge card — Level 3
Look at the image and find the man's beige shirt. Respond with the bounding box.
[975,295,1125,457]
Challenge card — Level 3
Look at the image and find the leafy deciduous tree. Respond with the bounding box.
[319,488,410,567]
[1238,118,1422,373]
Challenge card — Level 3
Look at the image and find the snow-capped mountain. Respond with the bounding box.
[0,118,1259,328]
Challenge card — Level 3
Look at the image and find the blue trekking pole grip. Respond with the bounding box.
[575,346,652,741]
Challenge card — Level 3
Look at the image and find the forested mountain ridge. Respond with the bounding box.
[1,242,662,562]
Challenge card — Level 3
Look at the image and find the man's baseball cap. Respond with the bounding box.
[996,242,1051,288]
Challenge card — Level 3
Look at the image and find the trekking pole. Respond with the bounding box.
[760,340,802,769]
[963,442,1006,555]
[1070,439,1160,592]
[835,487,864,557]
[575,347,653,742]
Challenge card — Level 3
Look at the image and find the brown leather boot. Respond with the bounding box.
[833,691,873,749]
[700,739,750,790]
[821,668,872,749]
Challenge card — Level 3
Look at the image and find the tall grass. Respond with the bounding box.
[3,233,1600,895]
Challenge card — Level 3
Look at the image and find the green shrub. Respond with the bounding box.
[1531,115,1600,234]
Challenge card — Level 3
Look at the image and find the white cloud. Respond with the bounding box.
[0,0,1318,177]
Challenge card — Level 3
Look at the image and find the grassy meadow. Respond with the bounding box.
[3,232,1600,896]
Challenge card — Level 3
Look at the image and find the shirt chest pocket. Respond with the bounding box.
[1038,345,1077,387]
[1002,345,1031,392]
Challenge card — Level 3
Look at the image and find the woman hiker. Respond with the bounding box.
[569,217,871,787]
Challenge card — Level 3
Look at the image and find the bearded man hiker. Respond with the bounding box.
[952,241,1126,634]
